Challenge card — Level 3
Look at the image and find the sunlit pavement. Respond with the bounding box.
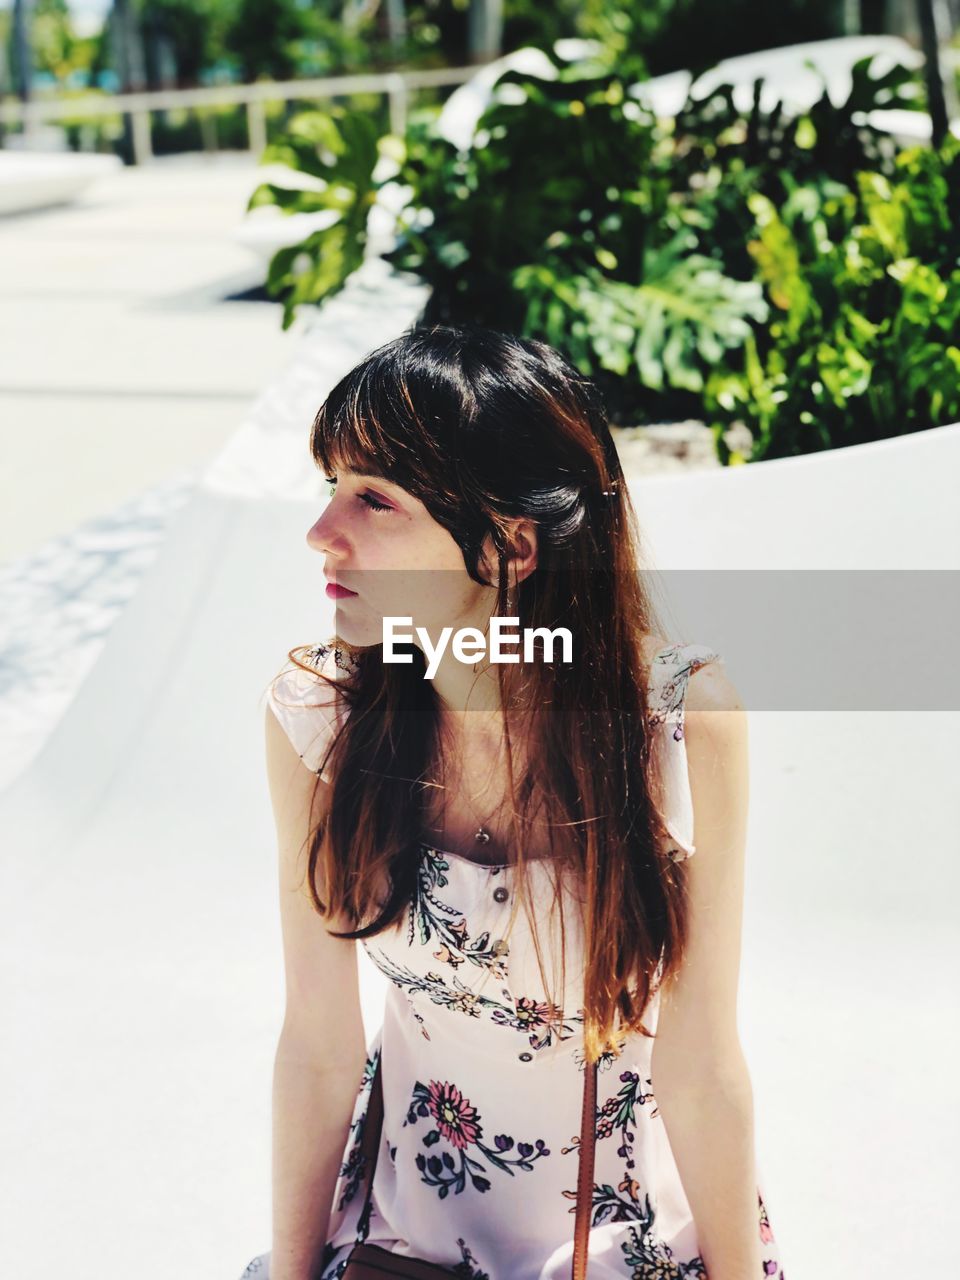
[0,151,306,563]
[0,152,423,790]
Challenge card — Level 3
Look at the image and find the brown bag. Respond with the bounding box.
[340,1053,598,1280]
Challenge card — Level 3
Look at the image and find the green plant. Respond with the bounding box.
[246,106,384,329]
[705,138,960,459]
[512,229,767,397]
[386,54,773,422]
[664,54,925,281]
[250,44,955,457]
[386,67,662,320]
[579,0,845,80]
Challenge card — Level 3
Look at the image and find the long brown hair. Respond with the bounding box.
[287,324,690,1065]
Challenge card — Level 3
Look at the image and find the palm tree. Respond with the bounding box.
[108,0,147,163]
[110,0,146,92]
[468,0,503,62]
[915,0,959,146]
[12,0,32,102]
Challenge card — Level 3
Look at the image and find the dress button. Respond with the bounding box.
[519,1051,533,1062]
[493,886,509,904]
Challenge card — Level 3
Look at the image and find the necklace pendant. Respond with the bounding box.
[474,826,492,845]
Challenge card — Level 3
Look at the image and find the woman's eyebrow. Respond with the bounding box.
[341,465,400,487]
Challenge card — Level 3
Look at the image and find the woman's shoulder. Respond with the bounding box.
[265,642,357,778]
[272,641,358,692]
[641,635,735,862]
[642,634,726,719]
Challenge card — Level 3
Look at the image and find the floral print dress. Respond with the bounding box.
[240,641,786,1280]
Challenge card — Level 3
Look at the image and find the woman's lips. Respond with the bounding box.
[325,582,358,599]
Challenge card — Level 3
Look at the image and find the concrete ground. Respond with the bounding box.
[0,151,307,564]
[2,421,957,1280]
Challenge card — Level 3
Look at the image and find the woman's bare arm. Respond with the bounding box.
[265,703,368,1280]
[649,661,762,1280]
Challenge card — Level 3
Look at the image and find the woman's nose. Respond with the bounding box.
[306,512,340,554]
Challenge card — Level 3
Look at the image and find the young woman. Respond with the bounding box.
[240,326,786,1280]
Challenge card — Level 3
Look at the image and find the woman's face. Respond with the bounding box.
[306,463,527,654]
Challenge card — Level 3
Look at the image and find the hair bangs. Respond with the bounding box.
[310,355,430,492]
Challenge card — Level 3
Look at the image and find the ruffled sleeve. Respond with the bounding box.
[266,642,356,781]
[647,642,723,861]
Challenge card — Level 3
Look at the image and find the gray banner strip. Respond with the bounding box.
[326,569,960,710]
[647,570,960,710]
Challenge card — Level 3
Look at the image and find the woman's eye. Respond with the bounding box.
[359,492,392,512]
[323,475,391,513]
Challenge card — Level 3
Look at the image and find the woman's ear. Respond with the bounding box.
[479,520,538,589]
[507,518,538,584]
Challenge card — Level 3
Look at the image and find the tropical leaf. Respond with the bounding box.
[515,235,766,395]
[248,107,382,326]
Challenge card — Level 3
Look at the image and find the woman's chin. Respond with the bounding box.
[329,610,380,648]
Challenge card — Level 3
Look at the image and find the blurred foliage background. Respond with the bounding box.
[0,0,871,92]
[243,27,960,460]
[2,1,959,461]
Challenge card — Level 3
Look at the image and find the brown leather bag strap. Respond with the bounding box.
[352,1050,598,1278]
[571,1056,598,1280]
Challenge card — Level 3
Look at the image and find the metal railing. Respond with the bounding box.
[0,65,481,165]
[4,48,959,165]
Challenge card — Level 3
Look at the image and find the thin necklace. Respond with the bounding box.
[438,720,509,848]
[448,586,519,846]
[460,772,508,847]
